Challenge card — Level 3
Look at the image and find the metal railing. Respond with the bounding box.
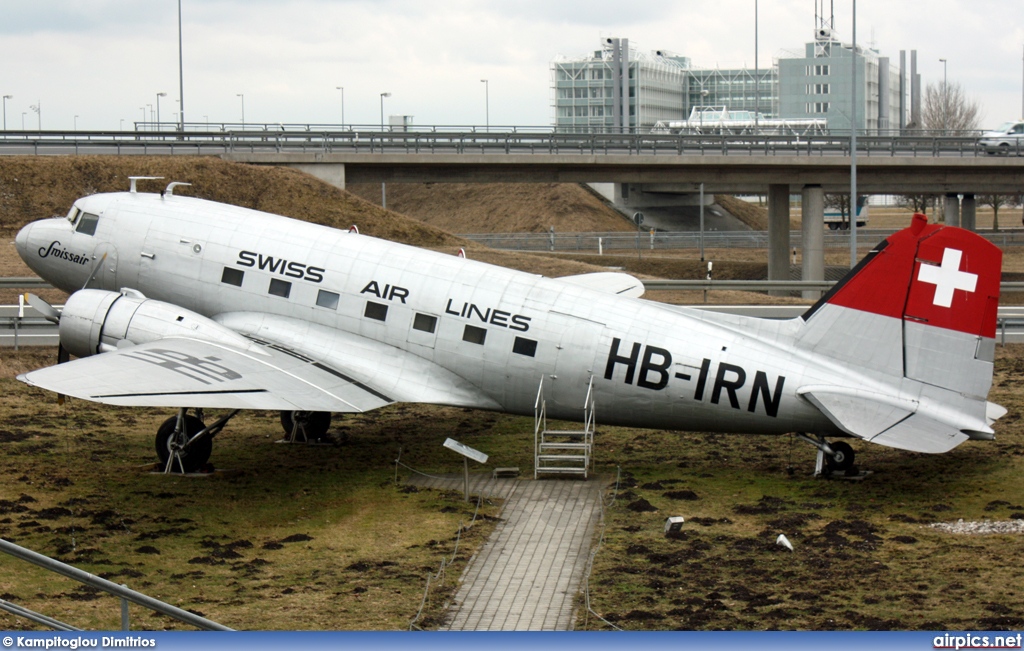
[0,128,1019,159]
[0,538,232,630]
[459,229,1024,252]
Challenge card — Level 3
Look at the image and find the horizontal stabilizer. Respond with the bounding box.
[868,413,971,454]
[798,386,917,440]
[557,272,645,298]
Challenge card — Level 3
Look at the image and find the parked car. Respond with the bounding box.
[978,121,1024,155]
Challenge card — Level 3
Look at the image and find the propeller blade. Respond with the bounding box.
[24,293,60,323]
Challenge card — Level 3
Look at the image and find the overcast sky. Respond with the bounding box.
[1,0,1021,131]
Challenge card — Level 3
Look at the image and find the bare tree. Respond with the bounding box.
[978,195,1021,232]
[897,194,934,215]
[824,194,849,227]
[922,81,982,134]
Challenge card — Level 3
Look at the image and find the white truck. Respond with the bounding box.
[824,196,869,230]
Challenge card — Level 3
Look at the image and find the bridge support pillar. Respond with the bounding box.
[944,193,961,228]
[767,184,790,295]
[285,163,346,190]
[961,194,976,231]
[801,185,825,300]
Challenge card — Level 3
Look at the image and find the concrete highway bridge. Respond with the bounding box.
[3,127,1023,290]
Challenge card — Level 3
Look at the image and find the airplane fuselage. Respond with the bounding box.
[18,191,854,436]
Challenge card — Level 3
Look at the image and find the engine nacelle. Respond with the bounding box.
[59,289,258,358]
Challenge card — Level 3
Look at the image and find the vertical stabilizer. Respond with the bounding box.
[797,214,1001,399]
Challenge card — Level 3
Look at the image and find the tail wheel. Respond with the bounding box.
[280,411,332,441]
[156,415,212,473]
[826,441,855,472]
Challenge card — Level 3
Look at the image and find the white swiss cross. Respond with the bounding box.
[916,247,977,308]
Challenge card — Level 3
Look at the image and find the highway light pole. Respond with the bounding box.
[850,0,857,268]
[156,92,166,129]
[939,58,947,132]
[480,79,489,131]
[237,94,245,127]
[178,0,185,130]
[336,86,344,127]
[754,0,759,134]
[2,95,11,131]
[380,92,391,209]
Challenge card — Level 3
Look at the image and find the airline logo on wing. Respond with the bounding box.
[916,247,977,308]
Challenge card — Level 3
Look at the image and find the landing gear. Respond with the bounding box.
[155,408,240,474]
[826,441,855,473]
[795,433,856,476]
[280,411,332,443]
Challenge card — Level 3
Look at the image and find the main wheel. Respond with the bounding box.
[826,441,855,472]
[156,415,212,473]
[280,411,332,441]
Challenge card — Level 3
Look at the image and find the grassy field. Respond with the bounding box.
[576,344,1024,631]
[1,342,1023,631]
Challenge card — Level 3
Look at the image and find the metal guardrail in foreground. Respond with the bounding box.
[0,538,232,631]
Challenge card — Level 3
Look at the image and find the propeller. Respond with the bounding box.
[23,293,69,404]
[24,292,60,324]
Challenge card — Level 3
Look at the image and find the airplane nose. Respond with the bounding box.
[14,222,32,261]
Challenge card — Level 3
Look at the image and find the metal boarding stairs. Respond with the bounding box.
[534,375,595,478]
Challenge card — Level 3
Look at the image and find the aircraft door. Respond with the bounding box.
[548,314,605,419]
[90,243,118,290]
[138,221,207,307]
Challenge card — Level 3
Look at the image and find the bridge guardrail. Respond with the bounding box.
[0,129,1019,158]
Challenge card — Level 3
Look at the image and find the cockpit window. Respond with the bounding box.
[76,212,99,236]
[66,206,80,224]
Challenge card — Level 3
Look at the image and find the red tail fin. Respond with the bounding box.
[806,213,1001,338]
[799,214,1001,398]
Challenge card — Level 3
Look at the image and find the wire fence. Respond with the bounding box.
[580,466,623,631]
[400,450,503,631]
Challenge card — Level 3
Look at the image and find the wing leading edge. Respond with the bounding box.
[18,337,394,412]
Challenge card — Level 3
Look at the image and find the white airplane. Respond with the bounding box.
[14,178,1006,474]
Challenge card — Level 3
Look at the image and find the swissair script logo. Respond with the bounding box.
[917,247,977,308]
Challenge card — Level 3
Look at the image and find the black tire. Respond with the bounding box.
[826,441,855,472]
[828,223,839,231]
[280,411,332,441]
[155,415,212,473]
[1000,143,1010,156]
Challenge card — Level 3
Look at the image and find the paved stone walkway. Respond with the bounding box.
[408,472,605,631]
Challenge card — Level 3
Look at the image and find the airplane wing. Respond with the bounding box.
[17,337,394,412]
[557,272,645,297]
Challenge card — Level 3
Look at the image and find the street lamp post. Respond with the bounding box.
[21,113,26,130]
[480,79,489,131]
[337,86,346,127]
[850,0,858,268]
[156,92,167,129]
[939,58,948,132]
[754,0,759,134]
[74,115,79,130]
[237,93,245,127]
[2,95,11,131]
[380,92,391,209]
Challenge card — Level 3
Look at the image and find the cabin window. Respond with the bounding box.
[316,290,340,310]
[413,313,437,333]
[364,301,388,321]
[463,325,487,345]
[513,336,538,357]
[268,278,292,298]
[221,267,244,287]
[76,212,99,236]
